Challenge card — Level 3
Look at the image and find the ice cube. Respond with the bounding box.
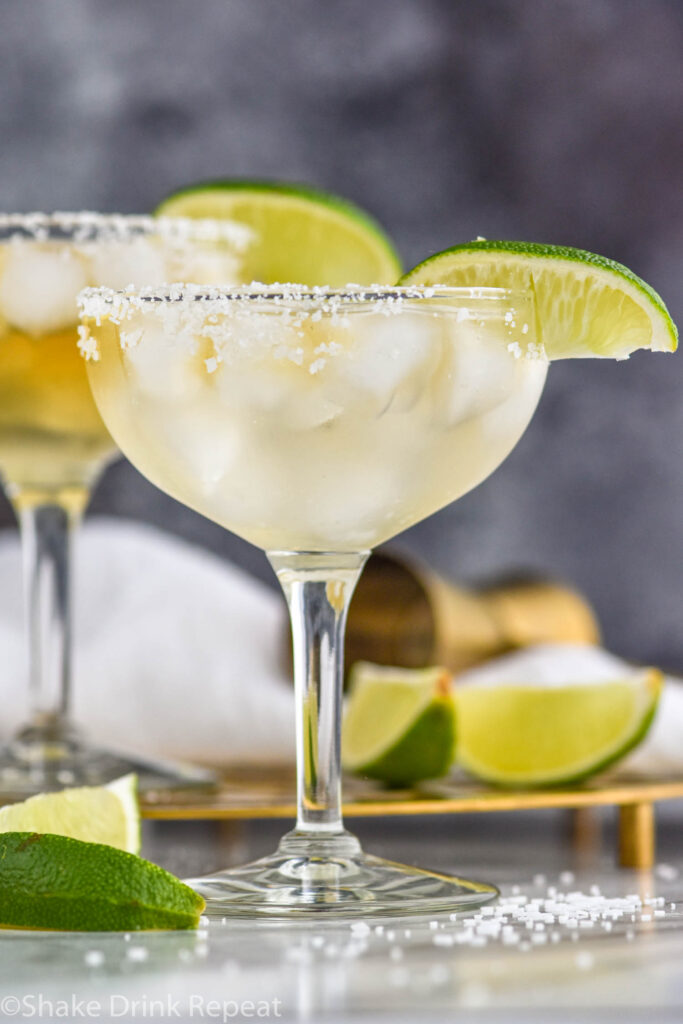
[215,358,296,413]
[214,314,306,413]
[89,239,167,290]
[320,314,437,414]
[284,389,341,430]
[0,245,88,334]
[164,399,241,493]
[434,319,519,427]
[172,247,242,286]
[123,321,203,401]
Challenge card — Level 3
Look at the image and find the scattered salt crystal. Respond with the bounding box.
[533,874,546,887]
[655,863,679,881]
[126,946,148,962]
[429,920,439,931]
[560,872,575,886]
[84,950,104,967]
[386,929,396,942]
[351,922,371,937]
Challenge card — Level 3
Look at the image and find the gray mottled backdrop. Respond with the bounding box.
[1,0,682,667]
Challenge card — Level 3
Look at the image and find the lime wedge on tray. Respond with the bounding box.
[400,240,677,359]
[0,774,140,854]
[455,669,662,787]
[157,180,401,286]
[342,662,456,787]
[0,832,203,931]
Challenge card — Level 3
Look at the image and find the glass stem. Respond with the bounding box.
[269,551,368,836]
[18,501,82,741]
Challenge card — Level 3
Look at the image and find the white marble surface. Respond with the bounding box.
[1,812,682,1022]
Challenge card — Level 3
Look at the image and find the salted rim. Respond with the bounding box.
[0,211,253,248]
[78,282,534,320]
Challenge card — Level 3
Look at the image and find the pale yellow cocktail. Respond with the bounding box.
[80,286,546,552]
[0,213,250,796]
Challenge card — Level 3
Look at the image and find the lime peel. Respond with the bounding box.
[0,832,204,931]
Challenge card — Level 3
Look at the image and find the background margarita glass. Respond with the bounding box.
[79,282,547,916]
[0,212,251,797]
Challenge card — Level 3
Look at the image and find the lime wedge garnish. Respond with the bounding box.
[456,669,661,787]
[400,240,677,359]
[342,662,456,787]
[156,180,401,286]
[0,832,204,931]
[0,774,140,854]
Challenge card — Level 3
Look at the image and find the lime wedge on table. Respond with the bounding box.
[400,241,677,359]
[456,669,661,787]
[0,774,140,854]
[157,180,401,286]
[342,663,456,787]
[0,833,203,931]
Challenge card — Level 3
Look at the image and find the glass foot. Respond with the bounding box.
[0,725,216,800]
[187,830,498,919]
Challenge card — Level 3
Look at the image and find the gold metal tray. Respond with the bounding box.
[140,766,683,870]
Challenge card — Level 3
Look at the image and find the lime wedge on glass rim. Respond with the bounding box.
[400,240,677,359]
[0,774,140,854]
[455,669,662,787]
[0,832,203,931]
[157,180,401,286]
[342,663,457,787]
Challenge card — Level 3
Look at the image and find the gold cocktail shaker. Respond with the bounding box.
[343,551,600,676]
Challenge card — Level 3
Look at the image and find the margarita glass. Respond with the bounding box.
[79,283,547,916]
[0,213,251,797]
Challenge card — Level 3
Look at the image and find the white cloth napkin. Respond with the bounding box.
[0,518,295,765]
[1,518,681,777]
[456,643,683,775]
